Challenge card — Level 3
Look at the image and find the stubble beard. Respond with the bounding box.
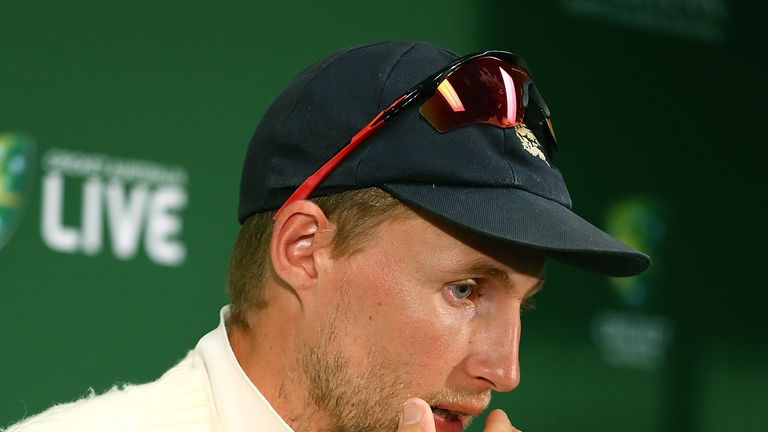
[300,326,405,432]
[296,287,487,432]
[299,284,406,432]
[299,322,486,432]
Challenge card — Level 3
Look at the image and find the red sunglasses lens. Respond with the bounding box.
[419,56,532,133]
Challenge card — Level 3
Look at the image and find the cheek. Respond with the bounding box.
[360,280,474,376]
[339,252,474,380]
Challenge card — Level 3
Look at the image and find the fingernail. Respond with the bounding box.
[402,400,423,424]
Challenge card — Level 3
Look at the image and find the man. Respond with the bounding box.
[7,41,649,432]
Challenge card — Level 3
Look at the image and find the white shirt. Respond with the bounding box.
[6,306,294,432]
[196,306,293,432]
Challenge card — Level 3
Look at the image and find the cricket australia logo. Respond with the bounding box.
[515,124,549,166]
[0,134,35,251]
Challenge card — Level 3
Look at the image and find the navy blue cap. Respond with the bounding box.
[239,40,650,277]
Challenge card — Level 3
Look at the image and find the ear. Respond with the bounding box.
[269,200,334,296]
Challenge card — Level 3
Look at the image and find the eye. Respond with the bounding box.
[446,280,478,301]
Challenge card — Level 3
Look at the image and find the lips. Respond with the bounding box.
[430,405,479,432]
[431,408,465,432]
[432,407,462,420]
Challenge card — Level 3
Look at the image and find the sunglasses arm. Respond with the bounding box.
[273,106,394,219]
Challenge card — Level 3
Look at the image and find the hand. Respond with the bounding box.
[396,398,522,432]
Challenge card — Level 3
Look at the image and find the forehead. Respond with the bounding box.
[367,210,545,279]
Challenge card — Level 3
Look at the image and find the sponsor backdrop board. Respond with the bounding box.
[477,1,767,431]
[1,1,765,431]
[0,0,484,427]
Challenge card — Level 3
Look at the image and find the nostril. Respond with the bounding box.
[476,376,495,387]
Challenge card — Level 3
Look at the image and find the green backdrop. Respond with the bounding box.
[2,1,765,431]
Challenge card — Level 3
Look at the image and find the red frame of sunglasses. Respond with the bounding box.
[274,50,557,218]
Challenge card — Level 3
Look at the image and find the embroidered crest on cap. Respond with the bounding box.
[515,125,549,166]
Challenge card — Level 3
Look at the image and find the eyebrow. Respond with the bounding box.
[456,260,546,297]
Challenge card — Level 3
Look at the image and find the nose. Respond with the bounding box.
[464,308,522,393]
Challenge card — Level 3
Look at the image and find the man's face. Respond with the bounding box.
[301,211,544,432]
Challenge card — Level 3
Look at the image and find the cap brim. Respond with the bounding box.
[380,184,650,277]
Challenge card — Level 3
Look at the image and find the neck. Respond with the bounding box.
[228,292,333,432]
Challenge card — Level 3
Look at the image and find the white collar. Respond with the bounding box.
[195,306,293,432]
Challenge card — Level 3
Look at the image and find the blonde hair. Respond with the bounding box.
[227,187,408,326]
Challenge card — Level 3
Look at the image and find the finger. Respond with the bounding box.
[397,398,436,432]
[484,409,521,432]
